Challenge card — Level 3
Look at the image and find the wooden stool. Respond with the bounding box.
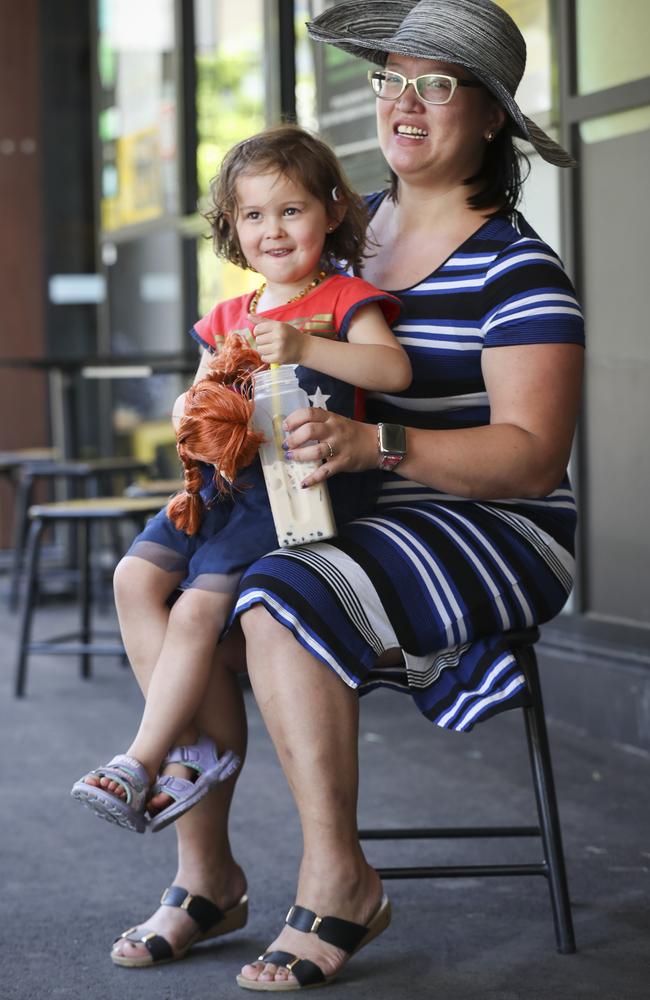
[13,495,170,697]
[7,456,152,610]
[124,477,183,498]
[358,628,576,954]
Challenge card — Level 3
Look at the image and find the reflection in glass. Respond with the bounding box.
[194,0,265,317]
[580,106,650,144]
[97,0,179,230]
[493,0,551,114]
[577,0,650,95]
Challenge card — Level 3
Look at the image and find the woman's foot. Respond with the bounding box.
[111,863,248,965]
[238,863,385,988]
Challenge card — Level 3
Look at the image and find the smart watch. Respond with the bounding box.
[377,423,407,472]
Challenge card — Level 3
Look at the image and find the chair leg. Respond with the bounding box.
[8,471,34,612]
[78,518,92,679]
[14,518,46,697]
[521,647,576,954]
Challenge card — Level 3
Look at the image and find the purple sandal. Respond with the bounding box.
[70,755,150,833]
[148,734,240,833]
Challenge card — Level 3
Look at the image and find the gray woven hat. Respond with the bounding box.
[307,0,575,167]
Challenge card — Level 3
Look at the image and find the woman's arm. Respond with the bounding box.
[285,342,583,500]
[250,303,412,393]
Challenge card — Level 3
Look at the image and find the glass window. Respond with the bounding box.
[194,0,265,317]
[578,109,650,626]
[576,0,650,95]
[295,0,317,130]
[97,0,179,230]
[499,0,552,114]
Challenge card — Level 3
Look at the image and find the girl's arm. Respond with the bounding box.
[251,304,412,392]
[171,349,215,430]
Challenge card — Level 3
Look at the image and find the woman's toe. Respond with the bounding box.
[240,960,264,980]
[259,963,280,982]
[112,939,143,959]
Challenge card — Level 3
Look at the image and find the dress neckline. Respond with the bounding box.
[361,190,505,295]
[246,273,335,315]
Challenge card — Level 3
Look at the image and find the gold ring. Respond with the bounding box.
[325,441,335,459]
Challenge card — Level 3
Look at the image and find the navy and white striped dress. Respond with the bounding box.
[230,208,585,731]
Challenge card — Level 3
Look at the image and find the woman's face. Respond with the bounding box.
[375,55,505,190]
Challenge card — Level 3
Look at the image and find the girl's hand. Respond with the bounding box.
[282,407,378,487]
[250,319,306,366]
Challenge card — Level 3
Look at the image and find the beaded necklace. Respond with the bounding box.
[249,270,328,315]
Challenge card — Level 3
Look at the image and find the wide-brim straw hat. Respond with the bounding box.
[307,0,575,167]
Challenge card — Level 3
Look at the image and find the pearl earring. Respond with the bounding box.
[486,130,496,142]
[327,225,334,233]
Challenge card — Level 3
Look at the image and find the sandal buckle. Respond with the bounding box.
[286,958,300,971]
[310,915,322,933]
[181,893,194,911]
[285,905,296,924]
[142,932,156,942]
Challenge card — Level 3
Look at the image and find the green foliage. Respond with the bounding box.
[195,50,265,195]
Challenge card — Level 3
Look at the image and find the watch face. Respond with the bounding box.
[380,423,406,455]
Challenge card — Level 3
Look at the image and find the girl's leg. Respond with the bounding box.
[126,586,234,783]
[82,555,186,796]
[238,606,384,986]
[113,554,184,691]
[111,625,250,962]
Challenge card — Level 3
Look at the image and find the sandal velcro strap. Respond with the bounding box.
[161,885,224,933]
[285,905,368,952]
[120,929,173,963]
[261,950,326,987]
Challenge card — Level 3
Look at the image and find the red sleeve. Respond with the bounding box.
[331,275,401,340]
[190,294,255,352]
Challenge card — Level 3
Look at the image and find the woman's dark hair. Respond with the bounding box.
[388,121,531,218]
[205,124,370,271]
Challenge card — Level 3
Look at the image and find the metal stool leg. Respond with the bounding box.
[14,518,46,697]
[8,471,34,611]
[78,518,92,679]
[521,647,576,954]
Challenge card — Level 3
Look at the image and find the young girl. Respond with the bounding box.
[71,124,411,835]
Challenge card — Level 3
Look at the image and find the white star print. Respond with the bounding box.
[308,386,331,409]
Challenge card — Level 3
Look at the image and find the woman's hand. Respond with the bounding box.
[282,407,378,487]
[250,319,306,366]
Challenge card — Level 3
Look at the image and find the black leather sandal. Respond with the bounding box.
[236,895,391,991]
[112,885,248,968]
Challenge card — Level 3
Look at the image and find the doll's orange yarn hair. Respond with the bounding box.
[167,334,267,535]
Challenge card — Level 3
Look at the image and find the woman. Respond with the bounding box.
[110,0,584,990]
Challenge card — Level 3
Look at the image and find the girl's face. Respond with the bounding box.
[375,54,505,191]
[234,171,333,290]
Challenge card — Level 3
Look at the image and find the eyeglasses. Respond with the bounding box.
[368,69,483,105]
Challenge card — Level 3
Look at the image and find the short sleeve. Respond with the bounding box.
[332,275,402,340]
[190,295,254,353]
[482,240,585,348]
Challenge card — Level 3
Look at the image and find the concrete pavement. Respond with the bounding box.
[1,595,649,1000]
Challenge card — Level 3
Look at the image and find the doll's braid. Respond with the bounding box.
[167,334,267,535]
